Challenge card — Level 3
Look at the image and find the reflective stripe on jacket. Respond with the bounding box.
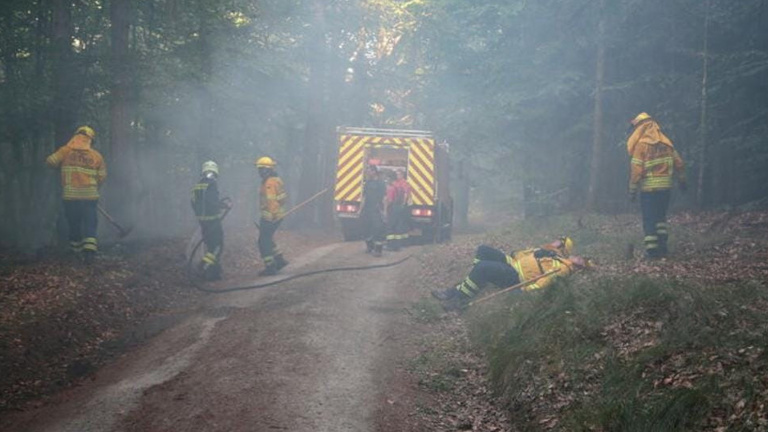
[627,120,686,193]
[506,250,574,291]
[260,176,286,221]
[46,134,106,200]
[191,177,224,221]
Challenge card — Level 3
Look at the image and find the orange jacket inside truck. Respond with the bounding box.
[333,127,453,243]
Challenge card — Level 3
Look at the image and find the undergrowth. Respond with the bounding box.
[456,214,768,431]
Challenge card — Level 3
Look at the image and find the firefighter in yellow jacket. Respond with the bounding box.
[255,156,288,275]
[627,113,687,258]
[431,237,586,304]
[46,126,107,263]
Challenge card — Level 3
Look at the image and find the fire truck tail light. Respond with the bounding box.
[336,203,359,213]
[411,208,433,217]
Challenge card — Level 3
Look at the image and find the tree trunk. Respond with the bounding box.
[696,0,711,208]
[455,159,470,228]
[586,0,605,212]
[297,0,329,226]
[51,0,77,147]
[108,0,135,221]
[50,0,78,245]
[196,3,213,168]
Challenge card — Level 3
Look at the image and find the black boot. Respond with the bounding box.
[259,262,278,276]
[204,264,222,281]
[83,250,96,265]
[431,287,459,301]
[275,254,289,270]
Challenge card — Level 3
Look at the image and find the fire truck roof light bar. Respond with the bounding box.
[337,127,434,138]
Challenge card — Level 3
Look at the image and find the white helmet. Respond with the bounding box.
[202,160,219,176]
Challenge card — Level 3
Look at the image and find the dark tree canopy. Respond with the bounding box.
[1,0,767,250]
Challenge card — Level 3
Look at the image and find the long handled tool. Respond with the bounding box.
[254,187,329,230]
[468,269,561,307]
[97,204,133,238]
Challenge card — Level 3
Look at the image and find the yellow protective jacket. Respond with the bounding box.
[46,134,107,200]
[260,176,286,221]
[627,120,686,193]
[506,249,575,291]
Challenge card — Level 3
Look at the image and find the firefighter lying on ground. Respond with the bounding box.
[46,126,107,264]
[627,112,687,259]
[431,237,587,307]
[384,169,411,251]
[191,161,231,281]
[360,163,387,257]
[255,156,288,276]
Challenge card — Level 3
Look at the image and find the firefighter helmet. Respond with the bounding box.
[559,236,574,256]
[630,112,652,126]
[202,160,219,175]
[255,156,276,168]
[75,126,96,139]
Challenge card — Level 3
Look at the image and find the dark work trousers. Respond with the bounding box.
[386,204,410,250]
[258,218,282,267]
[640,189,671,257]
[200,220,223,279]
[63,200,98,253]
[362,208,386,252]
[469,245,520,289]
[474,244,508,264]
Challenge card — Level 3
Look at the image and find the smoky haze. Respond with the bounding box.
[1,0,767,251]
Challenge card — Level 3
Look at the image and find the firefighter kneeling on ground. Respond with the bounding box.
[46,126,107,264]
[191,161,231,281]
[255,156,288,276]
[431,237,587,309]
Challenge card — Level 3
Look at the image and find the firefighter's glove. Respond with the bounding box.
[221,197,233,209]
[629,190,638,202]
[533,248,557,259]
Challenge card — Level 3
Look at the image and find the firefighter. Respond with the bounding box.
[46,126,107,263]
[431,237,583,304]
[360,163,387,257]
[191,161,230,281]
[255,156,288,275]
[384,169,411,251]
[627,113,687,258]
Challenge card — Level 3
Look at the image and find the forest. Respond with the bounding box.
[2,0,767,251]
[3,1,768,431]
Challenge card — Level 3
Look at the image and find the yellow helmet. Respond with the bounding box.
[75,125,96,139]
[255,156,276,168]
[561,236,574,255]
[630,112,651,126]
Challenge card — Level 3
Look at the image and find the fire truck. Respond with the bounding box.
[333,127,453,243]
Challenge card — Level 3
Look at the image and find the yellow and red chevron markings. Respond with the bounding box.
[406,138,435,206]
[334,135,436,206]
[334,134,366,202]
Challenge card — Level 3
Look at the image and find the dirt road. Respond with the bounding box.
[0,242,426,432]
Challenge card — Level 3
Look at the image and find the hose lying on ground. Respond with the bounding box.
[185,194,411,294]
[186,252,412,294]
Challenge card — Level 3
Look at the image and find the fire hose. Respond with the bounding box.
[185,189,411,294]
[187,254,412,294]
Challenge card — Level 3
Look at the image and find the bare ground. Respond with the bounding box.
[0,239,445,432]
